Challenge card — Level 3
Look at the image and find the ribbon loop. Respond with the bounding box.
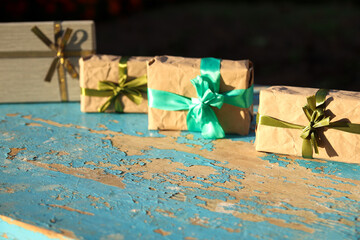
[31,26,56,51]
[190,76,224,109]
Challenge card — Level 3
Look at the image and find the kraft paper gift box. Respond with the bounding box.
[0,21,95,102]
[80,55,151,113]
[256,86,360,164]
[147,55,254,138]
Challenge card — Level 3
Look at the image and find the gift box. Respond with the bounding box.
[256,86,360,163]
[0,21,95,102]
[80,55,150,113]
[147,56,254,139]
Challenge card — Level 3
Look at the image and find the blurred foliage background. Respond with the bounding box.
[1,0,359,90]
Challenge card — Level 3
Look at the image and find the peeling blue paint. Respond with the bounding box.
[1,97,360,240]
[0,217,72,240]
[260,154,292,168]
[176,132,215,151]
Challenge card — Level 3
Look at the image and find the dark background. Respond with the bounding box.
[1,0,359,90]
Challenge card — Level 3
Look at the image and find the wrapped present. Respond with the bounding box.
[147,56,254,139]
[80,55,150,113]
[0,21,95,102]
[256,86,360,163]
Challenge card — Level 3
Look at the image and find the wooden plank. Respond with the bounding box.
[0,89,359,239]
[0,215,74,240]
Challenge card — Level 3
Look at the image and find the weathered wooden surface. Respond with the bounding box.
[0,91,360,239]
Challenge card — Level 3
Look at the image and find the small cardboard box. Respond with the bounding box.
[79,55,150,113]
[0,21,96,102]
[256,86,360,163]
[147,55,254,136]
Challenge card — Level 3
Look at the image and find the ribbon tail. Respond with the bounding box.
[45,57,59,82]
[186,107,202,132]
[63,58,79,79]
[187,106,225,139]
[99,96,115,113]
[311,132,319,154]
[114,98,124,113]
[57,63,68,101]
[302,138,313,159]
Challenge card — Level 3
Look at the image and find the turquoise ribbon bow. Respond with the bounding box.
[148,58,253,139]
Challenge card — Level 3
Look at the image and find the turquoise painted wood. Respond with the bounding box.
[0,90,360,240]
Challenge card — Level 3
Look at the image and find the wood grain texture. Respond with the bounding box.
[0,89,359,239]
[0,21,96,103]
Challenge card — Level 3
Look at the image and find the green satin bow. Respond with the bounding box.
[299,89,330,157]
[257,88,360,158]
[148,58,253,139]
[81,57,147,112]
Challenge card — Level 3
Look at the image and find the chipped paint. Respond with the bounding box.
[1,97,360,239]
[6,148,26,160]
[5,113,18,117]
[154,228,171,236]
[0,215,74,240]
[25,122,43,127]
[47,204,94,216]
[28,161,125,189]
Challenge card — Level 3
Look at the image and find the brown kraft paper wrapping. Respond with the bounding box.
[256,86,360,164]
[147,55,254,135]
[80,55,151,113]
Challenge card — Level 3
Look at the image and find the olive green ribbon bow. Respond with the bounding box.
[31,23,94,101]
[257,89,360,158]
[81,57,147,112]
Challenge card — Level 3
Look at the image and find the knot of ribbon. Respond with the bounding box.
[257,88,360,158]
[148,58,254,139]
[299,89,331,158]
[190,76,224,109]
[81,57,147,112]
[31,23,93,101]
[187,66,226,139]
